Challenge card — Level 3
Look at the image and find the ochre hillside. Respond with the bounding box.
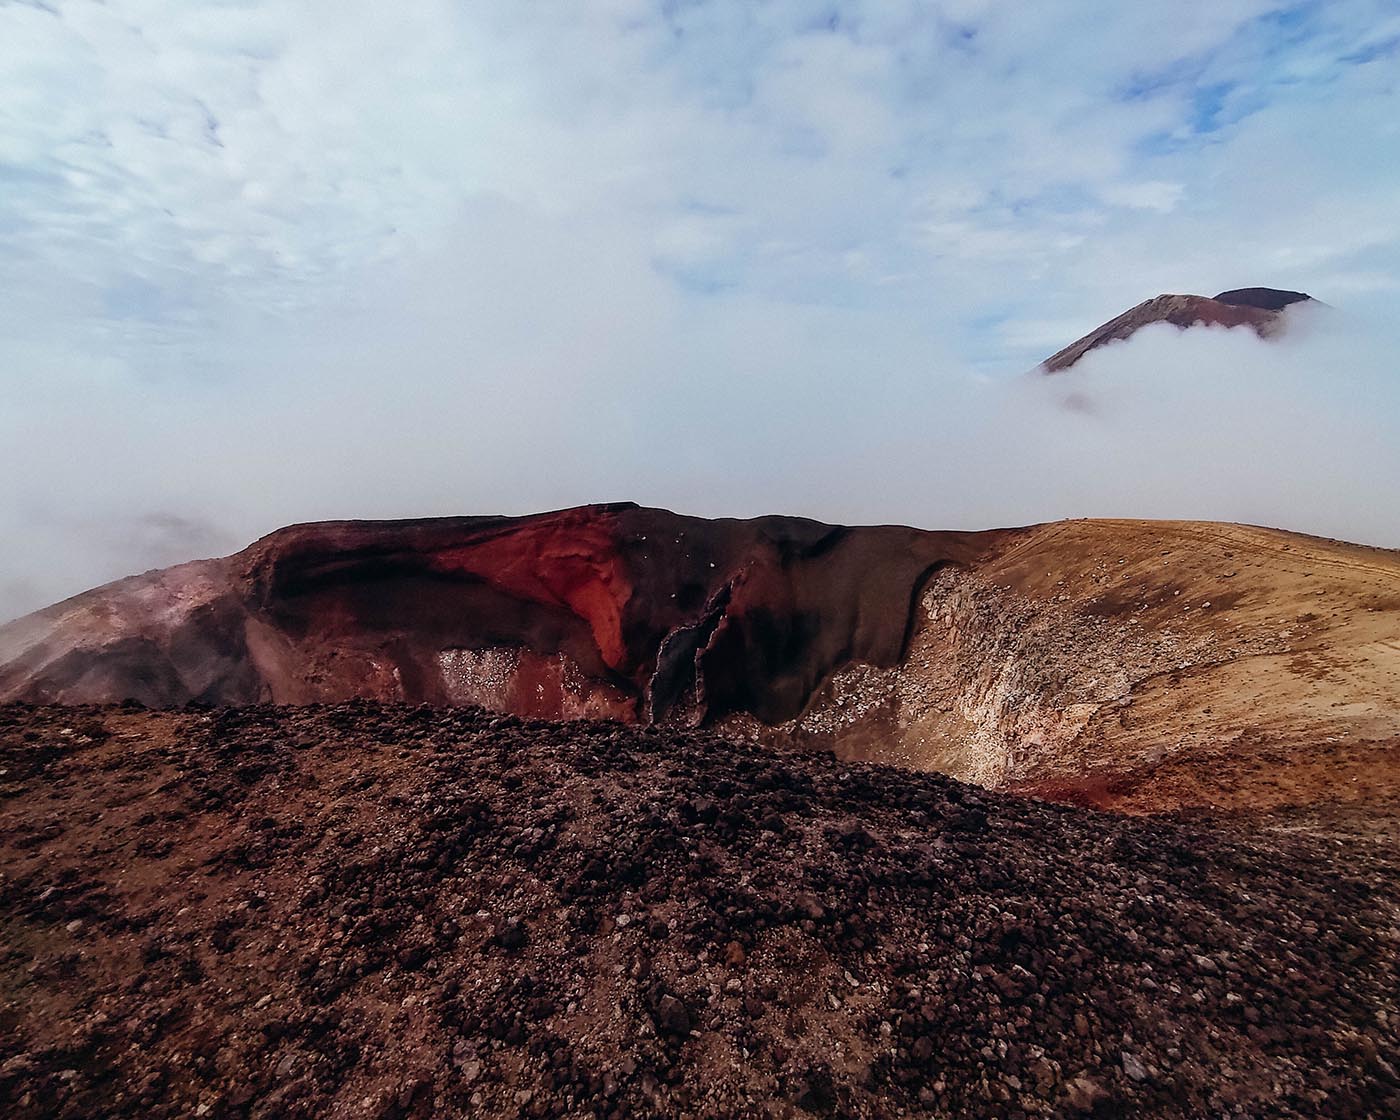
[754,519,1400,815]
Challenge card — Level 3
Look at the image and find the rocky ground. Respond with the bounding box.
[2,702,1398,1119]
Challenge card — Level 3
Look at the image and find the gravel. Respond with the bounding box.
[1,701,1397,1118]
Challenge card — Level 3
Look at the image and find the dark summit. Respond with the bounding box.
[1212,287,1312,311]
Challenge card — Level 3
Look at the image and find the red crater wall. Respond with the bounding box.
[0,504,1012,726]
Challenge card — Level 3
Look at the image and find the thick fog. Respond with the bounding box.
[2,221,1396,625]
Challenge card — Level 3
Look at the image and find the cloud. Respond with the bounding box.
[1099,181,1185,213]
[1,1,1399,619]
[984,307,1400,544]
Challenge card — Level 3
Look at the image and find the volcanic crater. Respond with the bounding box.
[3,502,1399,1119]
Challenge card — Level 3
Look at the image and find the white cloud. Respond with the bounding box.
[1100,181,1185,213]
[1,0,1399,619]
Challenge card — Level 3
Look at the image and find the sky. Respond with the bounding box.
[2,0,1399,621]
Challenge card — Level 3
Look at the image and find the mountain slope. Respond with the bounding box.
[748,519,1400,812]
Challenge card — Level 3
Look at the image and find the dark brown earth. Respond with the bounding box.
[1039,287,1313,372]
[3,703,1397,1119]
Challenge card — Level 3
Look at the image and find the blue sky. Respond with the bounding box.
[1,0,1399,618]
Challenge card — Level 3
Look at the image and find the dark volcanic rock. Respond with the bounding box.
[1213,287,1312,311]
[0,702,1396,1118]
[0,505,1008,722]
[1040,287,1314,372]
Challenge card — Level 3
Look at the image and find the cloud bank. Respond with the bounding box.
[2,1,1399,620]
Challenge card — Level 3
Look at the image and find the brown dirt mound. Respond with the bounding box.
[2,703,1397,1119]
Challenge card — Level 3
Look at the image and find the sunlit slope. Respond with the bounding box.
[742,519,1400,812]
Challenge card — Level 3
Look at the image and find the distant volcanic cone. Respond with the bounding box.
[1040,286,1313,373]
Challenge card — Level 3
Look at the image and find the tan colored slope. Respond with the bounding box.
[726,519,1400,814]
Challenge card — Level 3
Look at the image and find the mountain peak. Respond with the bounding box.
[1041,287,1313,372]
